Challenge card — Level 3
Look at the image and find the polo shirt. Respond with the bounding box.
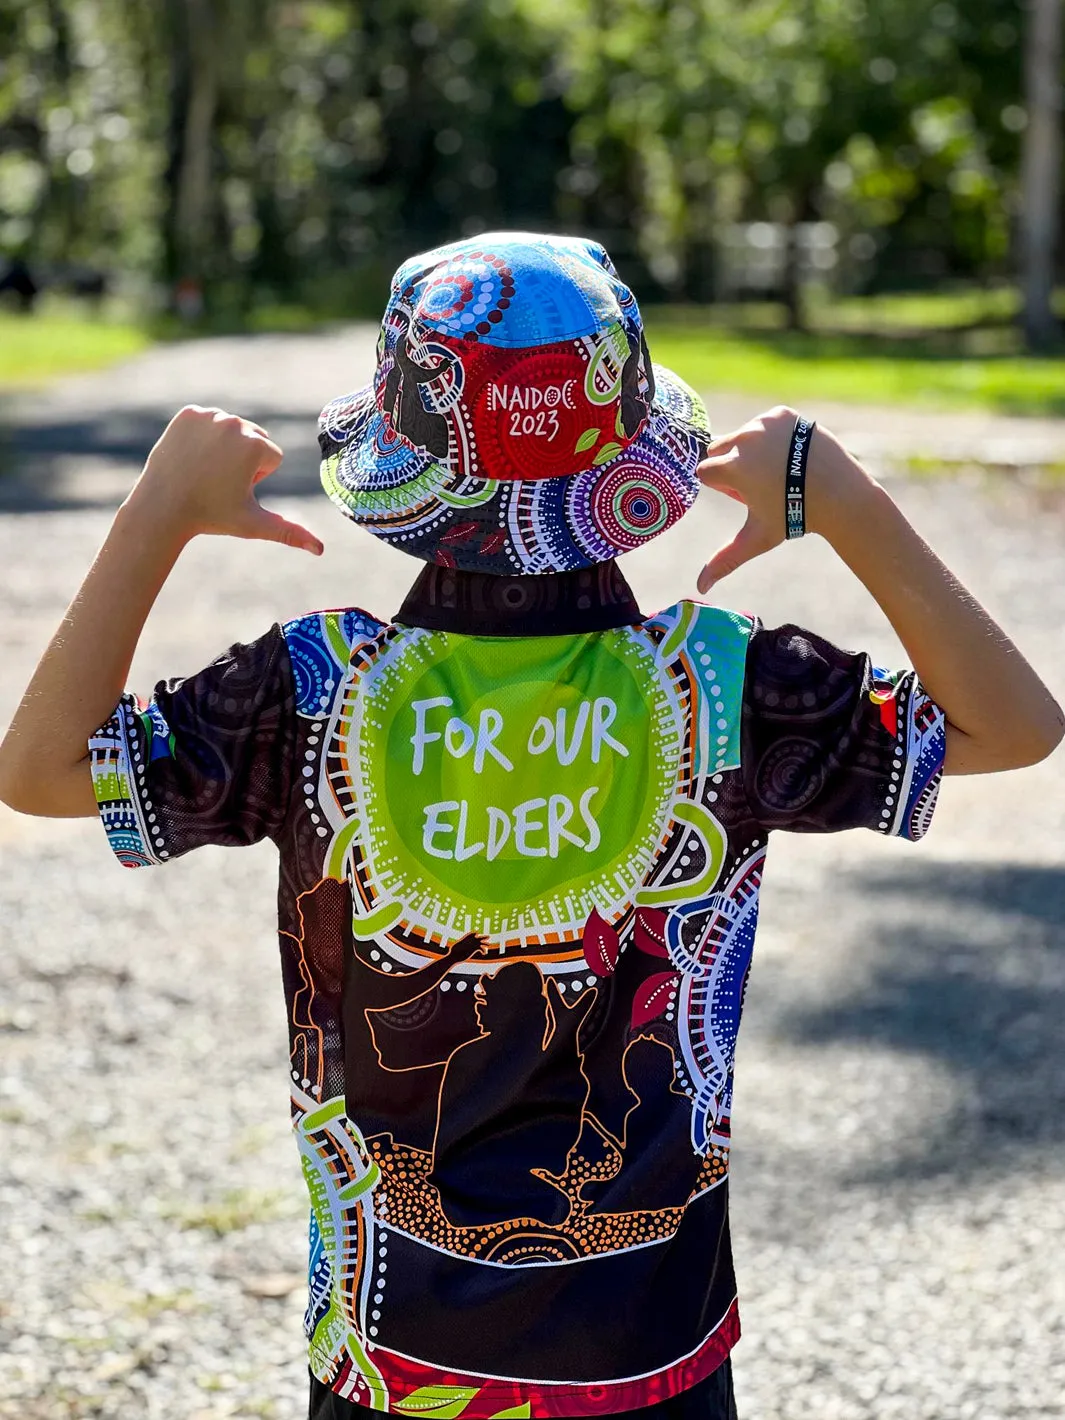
[88,561,945,1418]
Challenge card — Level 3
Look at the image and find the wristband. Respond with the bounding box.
[785,415,816,539]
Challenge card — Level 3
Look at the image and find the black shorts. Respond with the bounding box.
[309,1358,738,1420]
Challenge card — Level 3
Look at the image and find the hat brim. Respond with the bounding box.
[319,364,709,575]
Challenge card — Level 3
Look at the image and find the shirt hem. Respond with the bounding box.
[311,1298,740,1418]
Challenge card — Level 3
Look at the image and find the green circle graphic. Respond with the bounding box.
[354,630,681,941]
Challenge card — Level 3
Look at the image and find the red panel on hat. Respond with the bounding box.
[378,331,639,485]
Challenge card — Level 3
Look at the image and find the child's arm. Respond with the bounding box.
[696,406,1063,775]
[0,405,323,817]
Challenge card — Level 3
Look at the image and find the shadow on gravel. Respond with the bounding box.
[781,860,1065,1184]
[0,407,323,511]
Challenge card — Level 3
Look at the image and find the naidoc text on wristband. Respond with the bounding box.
[785,415,816,540]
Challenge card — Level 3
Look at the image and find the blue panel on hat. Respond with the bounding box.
[392,232,636,350]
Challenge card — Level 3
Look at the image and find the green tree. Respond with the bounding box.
[0,0,1054,323]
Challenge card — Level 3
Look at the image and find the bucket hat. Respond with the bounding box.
[318,232,710,574]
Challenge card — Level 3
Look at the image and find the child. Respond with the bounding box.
[1,233,1060,1420]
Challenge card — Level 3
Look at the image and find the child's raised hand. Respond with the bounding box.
[129,404,324,555]
[695,405,858,593]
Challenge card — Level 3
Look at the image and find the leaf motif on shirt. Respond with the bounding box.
[583,907,619,977]
[574,426,600,453]
[631,970,680,1029]
[489,1406,532,1419]
[440,521,480,544]
[633,907,669,958]
[480,530,506,556]
[394,1383,480,1417]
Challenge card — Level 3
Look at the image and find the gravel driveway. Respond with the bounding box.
[1,333,1063,1419]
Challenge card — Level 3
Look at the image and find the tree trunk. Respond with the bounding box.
[781,224,804,331]
[1021,0,1063,350]
[162,0,220,300]
[43,0,76,261]
[782,187,816,333]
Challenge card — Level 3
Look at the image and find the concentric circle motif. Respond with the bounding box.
[752,737,826,813]
[286,620,339,715]
[371,414,414,466]
[565,437,695,565]
[421,272,475,323]
[334,628,685,948]
[415,254,516,340]
[592,463,683,550]
[613,480,671,537]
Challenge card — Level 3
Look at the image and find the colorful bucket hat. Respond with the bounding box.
[318,232,710,574]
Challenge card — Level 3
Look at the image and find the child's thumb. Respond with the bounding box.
[696,512,770,594]
[243,503,324,555]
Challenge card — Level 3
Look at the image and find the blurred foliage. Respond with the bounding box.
[0,0,1047,318]
[544,0,1027,299]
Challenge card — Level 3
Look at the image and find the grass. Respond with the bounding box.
[899,453,1065,486]
[810,284,1027,331]
[0,300,151,387]
[0,294,328,390]
[3,285,1064,417]
[149,301,328,337]
[644,297,1065,418]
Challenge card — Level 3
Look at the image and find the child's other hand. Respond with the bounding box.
[127,405,324,555]
[694,405,864,593]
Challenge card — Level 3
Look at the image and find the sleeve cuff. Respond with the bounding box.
[885,678,946,842]
[88,694,170,868]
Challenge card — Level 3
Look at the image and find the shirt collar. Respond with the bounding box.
[394,561,643,637]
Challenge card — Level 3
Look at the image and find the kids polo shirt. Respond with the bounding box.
[87,562,946,1418]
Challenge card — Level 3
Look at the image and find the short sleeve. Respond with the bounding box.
[741,622,946,841]
[88,625,296,868]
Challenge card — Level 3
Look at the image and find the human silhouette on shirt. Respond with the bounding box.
[430,962,597,1227]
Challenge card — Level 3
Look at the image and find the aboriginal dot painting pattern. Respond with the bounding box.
[324,624,687,951]
[271,601,755,1414]
[86,589,946,1420]
[318,233,711,573]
